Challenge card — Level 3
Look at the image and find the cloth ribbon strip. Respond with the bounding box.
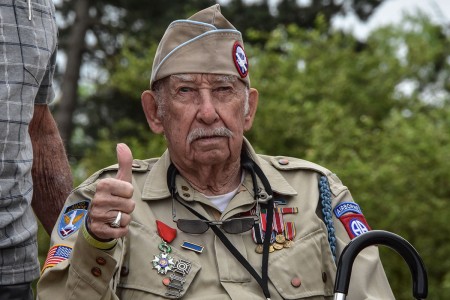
[284,222,296,240]
[156,220,177,244]
[277,207,298,214]
[252,208,277,245]
[273,207,285,236]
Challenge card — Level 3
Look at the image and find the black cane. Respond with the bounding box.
[334,230,428,300]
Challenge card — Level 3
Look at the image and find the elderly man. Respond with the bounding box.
[38,5,394,300]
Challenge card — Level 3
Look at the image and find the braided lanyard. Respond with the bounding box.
[319,175,337,261]
[167,155,274,300]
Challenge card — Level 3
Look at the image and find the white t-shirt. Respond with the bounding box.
[203,171,245,212]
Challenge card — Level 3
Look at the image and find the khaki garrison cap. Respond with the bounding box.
[150,4,250,88]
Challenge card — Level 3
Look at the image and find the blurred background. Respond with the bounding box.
[37,0,450,299]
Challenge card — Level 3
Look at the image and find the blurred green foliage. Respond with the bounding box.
[39,14,449,299]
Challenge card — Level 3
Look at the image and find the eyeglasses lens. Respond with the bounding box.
[222,218,256,234]
[176,219,209,234]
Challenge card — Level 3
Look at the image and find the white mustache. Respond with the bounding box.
[187,127,233,144]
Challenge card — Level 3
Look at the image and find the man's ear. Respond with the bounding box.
[141,90,164,134]
[244,88,259,131]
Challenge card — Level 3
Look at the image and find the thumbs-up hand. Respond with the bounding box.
[87,143,136,241]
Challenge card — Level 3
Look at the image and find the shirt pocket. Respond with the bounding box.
[117,221,201,299]
[268,228,336,299]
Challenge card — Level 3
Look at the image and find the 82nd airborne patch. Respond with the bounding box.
[335,201,371,239]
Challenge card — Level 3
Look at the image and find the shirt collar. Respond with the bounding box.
[141,138,297,201]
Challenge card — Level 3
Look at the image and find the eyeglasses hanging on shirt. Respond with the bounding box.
[171,193,260,234]
[168,162,262,234]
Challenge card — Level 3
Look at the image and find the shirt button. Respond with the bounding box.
[181,186,189,191]
[278,158,289,165]
[322,272,327,283]
[291,277,301,287]
[91,267,102,277]
[96,257,107,265]
[183,193,191,198]
[120,266,129,276]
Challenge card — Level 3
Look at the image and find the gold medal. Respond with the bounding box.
[269,245,275,253]
[255,244,264,254]
[275,234,286,244]
[273,242,284,250]
[283,240,294,248]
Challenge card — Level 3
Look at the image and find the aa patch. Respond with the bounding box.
[334,201,363,218]
[232,41,248,78]
[42,244,72,273]
[58,200,89,239]
[339,213,371,239]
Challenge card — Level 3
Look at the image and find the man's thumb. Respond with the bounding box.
[116,143,133,183]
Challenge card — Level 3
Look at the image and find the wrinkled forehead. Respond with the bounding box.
[168,73,242,86]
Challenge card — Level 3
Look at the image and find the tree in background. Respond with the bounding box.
[53,0,384,151]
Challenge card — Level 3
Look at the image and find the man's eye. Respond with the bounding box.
[215,86,233,93]
[179,87,192,93]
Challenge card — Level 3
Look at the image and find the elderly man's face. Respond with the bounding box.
[142,74,258,169]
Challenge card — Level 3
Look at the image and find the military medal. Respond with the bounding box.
[283,221,296,248]
[252,207,265,252]
[152,220,177,274]
[273,242,284,250]
[255,244,264,254]
[153,221,194,298]
[273,205,286,250]
[252,209,276,254]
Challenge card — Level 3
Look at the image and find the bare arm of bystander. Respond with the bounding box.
[29,104,73,235]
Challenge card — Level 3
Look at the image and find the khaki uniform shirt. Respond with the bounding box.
[38,140,394,300]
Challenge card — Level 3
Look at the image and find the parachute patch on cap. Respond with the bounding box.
[233,42,248,78]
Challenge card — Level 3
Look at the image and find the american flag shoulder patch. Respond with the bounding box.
[42,244,73,273]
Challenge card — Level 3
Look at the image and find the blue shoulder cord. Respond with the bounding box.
[319,176,337,262]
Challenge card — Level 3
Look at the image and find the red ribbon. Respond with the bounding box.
[156,220,177,243]
[284,222,296,240]
[273,208,284,234]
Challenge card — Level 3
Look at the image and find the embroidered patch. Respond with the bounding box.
[42,244,72,273]
[232,41,248,78]
[339,213,371,239]
[58,200,89,239]
[334,201,363,218]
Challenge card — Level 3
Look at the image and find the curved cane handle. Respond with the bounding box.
[334,230,428,300]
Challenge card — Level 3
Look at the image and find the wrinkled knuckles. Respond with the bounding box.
[88,209,105,221]
[96,178,116,191]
